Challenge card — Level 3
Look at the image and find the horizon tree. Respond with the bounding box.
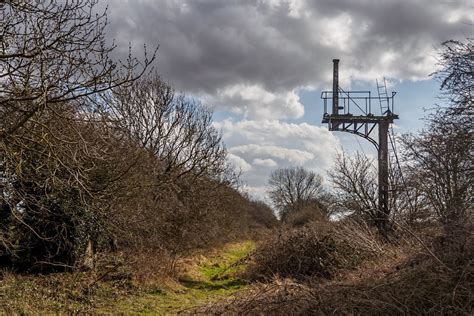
[268,166,324,221]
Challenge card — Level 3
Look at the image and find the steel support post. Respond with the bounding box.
[332,59,339,115]
[377,120,390,233]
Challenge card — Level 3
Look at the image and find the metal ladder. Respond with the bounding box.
[376,78,390,115]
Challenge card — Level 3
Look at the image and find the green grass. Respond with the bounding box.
[105,240,255,314]
[0,241,255,314]
[200,240,254,280]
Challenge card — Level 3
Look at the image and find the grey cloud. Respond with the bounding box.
[105,0,471,91]
[105,0,334,96]
[98,0,471,198]
[202,85,304,119]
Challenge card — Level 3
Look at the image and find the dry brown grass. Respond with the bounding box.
[193,223,473,315]
[196,256,472,315]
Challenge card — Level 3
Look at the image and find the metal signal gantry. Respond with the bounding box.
[321,59,399,234]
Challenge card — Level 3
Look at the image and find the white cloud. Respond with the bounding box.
[227,153,252,172]
[253,158,278,168]
[317,13,355,51]
[231,144,314,165]
[203,84,304,119]
[215,119,340,198]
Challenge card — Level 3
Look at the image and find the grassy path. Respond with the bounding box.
[0,241,255,314]
[112,240,255,314]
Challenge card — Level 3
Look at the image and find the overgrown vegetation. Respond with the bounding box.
[194,220,472,315]
[0,1,472,314]
[0,241,255,314]
[198,263,472,315]
[0,0,276,274]
[245,220,382,281]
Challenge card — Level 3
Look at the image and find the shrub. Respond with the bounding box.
[198,221,473,315]
[285,204,326,228]
[246,221,381,280]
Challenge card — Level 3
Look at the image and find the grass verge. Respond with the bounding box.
[0,241,255,314]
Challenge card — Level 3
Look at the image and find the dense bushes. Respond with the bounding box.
[202,258,473,315]
[1,0,150,272]
[245,220,382,281]
[284,202,326,227]
[110,173,277,262]
[0,69,277,273]
[0,108,116,271]
[0,0,277,274]
[196,222,473,315]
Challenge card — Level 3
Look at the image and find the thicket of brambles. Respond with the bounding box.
[0,0,277,273]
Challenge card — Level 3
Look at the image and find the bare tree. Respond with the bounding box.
[390,166,432,227]
[433,38,473,115]
[0,0,155,137]
[402,114,473,233]
[328,152,378,223]
[0,0,154,271]
[328,150,418,235]
[268,166,324,221]
[402,37,473,235]
[106,74,231,185]
[96,74,243,258]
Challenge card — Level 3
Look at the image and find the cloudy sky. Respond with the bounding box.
[102,0,472,200]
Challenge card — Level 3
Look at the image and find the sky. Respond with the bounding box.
[101,0,473,200]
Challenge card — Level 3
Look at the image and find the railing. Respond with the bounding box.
[321,90,396,116]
